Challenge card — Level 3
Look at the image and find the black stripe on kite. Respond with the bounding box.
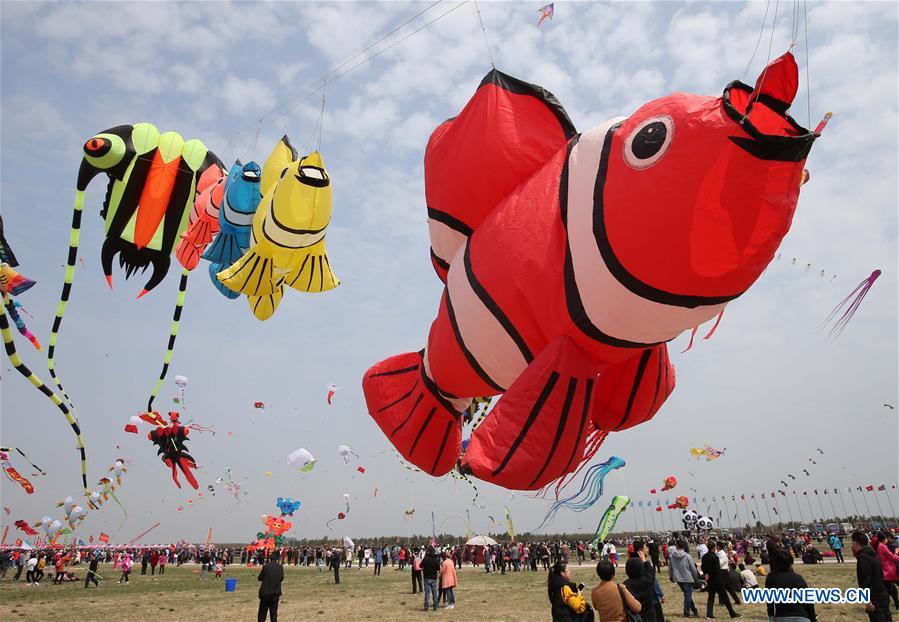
[492,372,559,477]
[529,376,577,487]
[445,289,505,393]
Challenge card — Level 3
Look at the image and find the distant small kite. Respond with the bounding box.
[537,2,554,27]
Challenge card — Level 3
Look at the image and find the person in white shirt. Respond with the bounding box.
[26,555,38,585]
[697,538,709,560]
[717,543,729,570]
[738,563,758,588]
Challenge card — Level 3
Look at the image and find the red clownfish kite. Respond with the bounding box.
[363,52,818,490]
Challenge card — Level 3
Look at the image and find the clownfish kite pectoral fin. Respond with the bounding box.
[284,241,339,293]
[247,284,284,321]
[460,336,601,491]
[201,230,242,266]
[362,350,464,477]
[216,246,278,296]
[589,343,675,433]
[425,69,577,282]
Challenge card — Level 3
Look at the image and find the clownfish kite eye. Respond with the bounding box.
[624,115,674,169]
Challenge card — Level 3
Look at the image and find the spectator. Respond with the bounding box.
[874,532,899,610]
[593,559,641,622]
[422,547,441,612]
[411,549,423,594]
[440,550,458,609]
[764,546,816,621]
[258,552,284,622]
[738,563,758,589]
[548,561,589,621]
[828,533,845,564]
[668,539,700,617]
[701,541,740,619]
[852,531,893,622]
[374,546,383,576]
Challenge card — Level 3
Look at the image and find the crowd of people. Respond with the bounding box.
[546,529,899,622]
[2,527,897,621]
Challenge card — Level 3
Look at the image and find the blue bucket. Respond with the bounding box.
[225,577,237,592]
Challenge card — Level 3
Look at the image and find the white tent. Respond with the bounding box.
[465,535,497,546]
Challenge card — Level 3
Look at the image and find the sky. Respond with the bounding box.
[1,1,896,544]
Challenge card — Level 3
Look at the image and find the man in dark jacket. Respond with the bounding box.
[84,553,100,589]
[258,552,284,622]
[701,542,740,619]
[852,531,892,622]
[421,547,441,612]
[330,548,341,584]
[141,549,151,575]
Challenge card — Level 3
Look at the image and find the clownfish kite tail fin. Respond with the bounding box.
[363,350,464,477]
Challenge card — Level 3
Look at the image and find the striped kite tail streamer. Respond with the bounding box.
[47,190,86,411]
[146,269,189,412]
[2,294,88,495]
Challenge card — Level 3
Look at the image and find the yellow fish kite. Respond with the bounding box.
[217,145,338,320]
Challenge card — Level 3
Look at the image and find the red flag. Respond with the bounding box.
[14,538,22,547]
[99,532,110,543]
[877,484,886,491]
[124,423,139,434]
[356,466,366,474]
[865,485,874,492]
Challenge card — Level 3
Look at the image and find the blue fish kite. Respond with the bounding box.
[202,161,262,298]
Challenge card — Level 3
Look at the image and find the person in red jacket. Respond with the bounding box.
[874,532,899,610]
[150,549,160,575]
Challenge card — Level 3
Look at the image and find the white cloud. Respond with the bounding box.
[220,76,277,116]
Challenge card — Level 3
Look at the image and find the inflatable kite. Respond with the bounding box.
[276,496,301,517]
[534,455,625,532]
[593,495,629,543]
[667,495,689,509]
[142,411,199,489]
[821,269,881,338]
[175,166,227,271]
[363,52,817,490]
[696,515,714,531]
[217,150,339,320]
[327,384,339,405]
[201,161,263,298]
[1,449,34,494]
[661,476,677,491]
[14,519,38,536]
[690,445,725,461]
[287,448,317,472]
[0,225,89,495]
[681,509,698,530]
[48,122,224,406]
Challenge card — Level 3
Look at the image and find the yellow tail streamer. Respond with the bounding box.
[2,294,88,496]
[147,269,189,411]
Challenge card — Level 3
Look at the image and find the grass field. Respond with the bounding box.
[0,560,875,621]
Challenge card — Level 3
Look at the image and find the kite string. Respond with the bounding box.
[267,0,445,124]
[278,0,472,120]
[741,0,772,80]
[473,0,496,69]
[803,0,812,126]
[229,0,451,144]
